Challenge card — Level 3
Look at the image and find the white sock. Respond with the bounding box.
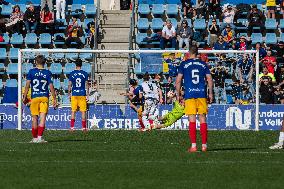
[38,136,42,140]
[278,132,284,145]
[202,144,207,148]
[191,143,196,148]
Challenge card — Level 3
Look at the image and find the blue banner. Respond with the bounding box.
[0,104,283,130]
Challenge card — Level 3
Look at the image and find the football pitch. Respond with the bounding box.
[0,130,283,189]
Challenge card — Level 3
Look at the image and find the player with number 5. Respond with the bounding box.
[176,45,213,152]
[68,59,89,132]
[23,55,57,143]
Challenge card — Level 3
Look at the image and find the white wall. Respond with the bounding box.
[94,0,121,10]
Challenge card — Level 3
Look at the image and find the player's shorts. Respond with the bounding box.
[30,97,49,116]
[185,98,208,115]
[71,96,87,112]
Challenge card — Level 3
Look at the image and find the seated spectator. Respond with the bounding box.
[221,24,235,44]
[24,4,39,33]
[207,0,221,19]
[195,0,206,19]
[0,13,5,33]
[266,0,276,19]
[260,50,277,74]
[6,5,25,35]
[56,0,66,19]
[40,4,54,34]
[181,0,194,19]
[208,18,220,47]
[65,17,83,48]
[259,67,276,83]
[86,21,96,48]
[237,54,254,83]
[213,35,229,50]
[160,19,176,49]
[273,41,284,64]
[177,20,193,49]
[211,63,229,103]
[221,4,236,30]
[253,42,267,59]
[233,35,248,50]
[238,85,253,104]
[260,77,274,104]
[247,4,265,37]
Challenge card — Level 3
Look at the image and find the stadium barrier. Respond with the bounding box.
[0,104,282,130]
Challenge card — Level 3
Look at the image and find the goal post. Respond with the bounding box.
[17,49,259,131]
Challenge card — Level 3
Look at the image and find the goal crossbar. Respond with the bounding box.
[17,49,259,131]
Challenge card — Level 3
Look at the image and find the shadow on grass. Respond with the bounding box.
[209,147,257,151]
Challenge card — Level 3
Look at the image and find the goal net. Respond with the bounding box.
[17,49,259,131]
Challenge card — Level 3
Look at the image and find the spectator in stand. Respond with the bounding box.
[0,11,5,33]
[181,0,194,19]
[6,5,25,35]
[208,18,220,47]
[261,50,277,74]
[41,0,53,11]
[273,41,284,64]
[40,4,54,34]
[266,0,276,19]
[195,0,206,19]
[177,20,193,49]
[221,24,235,44]
[213,35,229,50]
[160,19,176,49]
[208,0,221,19]
[86,21,96,48]
[253,42,267,59]
[233,35,248,50]
[221,4,236,30]
[247,4,265,37]
[211,63,229,103]
[65,17,83,48]
[232,80,242,103]
[281,0,284,19]
[56,0,66,19]
[238,85,253,105]
[237,54,254,84]
[260,77,274,104]
[24,4,39,33]
[259,67,276,84]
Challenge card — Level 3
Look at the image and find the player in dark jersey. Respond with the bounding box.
[176,45,213,152]
[23,55,57,143]
[68,59,89,132]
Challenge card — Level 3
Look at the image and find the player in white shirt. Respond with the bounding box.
[139,73,163,130]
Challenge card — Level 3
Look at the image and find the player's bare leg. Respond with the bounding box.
[269,119,284,149]
[188,115,197,152]
[199,114,208,152]
[37,113,47,143]
[30,115,39,143]
[70,111,76,131]
[81,111,87,132]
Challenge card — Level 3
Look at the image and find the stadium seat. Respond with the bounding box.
[53,33,65,47]
[280,33,284,42]
[39,33,52,45]
[152,4,164,17]
[168,18,177,29]
[52,78,61,89]
[136,33,147,45]
[62,94,70,105]
[193,19,206,30]
[237,33,248,38]
[0,63,5,74]
[236,19,248,30]
[25,33,37,46]
[1,4,12,16]
[18,4,26,12]
[166,4,178,17]
[79,48,93,60]
[0,48,7,60]
[62,79,69,90]
[56,19,67,31]
[71,4,83,16]
[0,79,3,89]
[22,63,33,74]
[85,4,97,17]
[6,79,18,87]
[280,19,284,31]
[9,48,19,61]
[0,33,9,45]
[265,19,277,30]
[151,18,164,30]
[82,63,92,74]
[64,63,76,74]
[50,63,63,75]
[6,63,18,74]
[137,18,150,31]
[66,51,79,60]
[138,4,150,16]
[83,18,94,29]
[251,33,263,44]
[10,33,24,46]
[265,33,277,45]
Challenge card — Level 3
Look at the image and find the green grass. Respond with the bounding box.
[0,130,283,189]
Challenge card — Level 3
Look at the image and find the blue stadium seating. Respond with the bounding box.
[168,18,177,29]
[7,63,18,74]
[152,4,164,17]
[193,19,206,30]
[138,4,150,16]
[237,33,248,38]
[71,4,83,16]
[25,33,37,46]
[0,48,7,60]
[0,33,9,45]
[52,78,61,89]
[50,63,63,75]
[136,33,147,45]
[79,48,93,60]
[280,33,284,42]
[82,63,91,73]
[6,79,17,87]
[66,52,79,59]
[83,18,94,29]
[137,18,150,31]
[236,19,248,30]
[251,33,263,44]
[151,18,164,30]
[9,48,19,61]
[62,95,70,105]
[39,33,52,45]
[166,4,178,17]
[22,63,33,74]
[18,4,26,12]
[64,63,76,74]
[0,79,3,89]
[265,19,277,30]
[280,19,284,31]
[53,33,65,46]
[0,63,5,74]
[265,33,277,45]
[85,4,97,17]
[1,4,12,16]
[56,19,68,30]
[62,79,69,90]
[10,33,24,46]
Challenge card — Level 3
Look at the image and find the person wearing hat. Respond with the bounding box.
[247,4,265,37]
[233,35,248,50]
[208,18,220,47]
[177,20,193,49]
[221,24,235,44]
[160,19,176,49]
[221,4,236,30]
